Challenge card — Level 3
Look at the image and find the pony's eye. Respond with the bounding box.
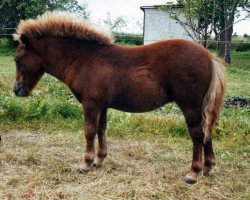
[14,58,23,71]
[14,57,20,63]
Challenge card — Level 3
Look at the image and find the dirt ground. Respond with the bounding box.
[0,130,249,200]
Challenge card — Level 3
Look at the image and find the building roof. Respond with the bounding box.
[140,4,184,11]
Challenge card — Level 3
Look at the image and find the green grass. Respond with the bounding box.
[0,50,249,138]
[227,51,250,98]
[0,48,249,199]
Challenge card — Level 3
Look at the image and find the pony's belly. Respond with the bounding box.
[109,70,172,112]
[109,89,171,113]
[110,101,167,113]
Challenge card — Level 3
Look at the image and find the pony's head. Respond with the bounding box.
[13,34,44,97]
[13,12,114,97]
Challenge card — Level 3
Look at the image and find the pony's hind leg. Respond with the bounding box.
[93,109,108,167]
[78,101,100,172]
[182,107,204,184]
[203,139,216,176]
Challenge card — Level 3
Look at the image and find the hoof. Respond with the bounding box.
[77,168,87,174]
[77,164,93,173]
[183,172,198,184]
[93,157,104,168]
[203,166,213,176]
[92,162,102,168]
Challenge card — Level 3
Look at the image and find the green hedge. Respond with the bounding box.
[233,42,250,52]
[114,34,143,45]
[0,38,16,55]
[207,40,250,52]
[2,35,249,51]
[0,38,15,47]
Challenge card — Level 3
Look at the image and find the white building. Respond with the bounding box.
[140,5,195,44]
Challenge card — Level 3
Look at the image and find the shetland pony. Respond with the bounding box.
[13,13,226,184]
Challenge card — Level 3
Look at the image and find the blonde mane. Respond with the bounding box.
[13,12,114,45]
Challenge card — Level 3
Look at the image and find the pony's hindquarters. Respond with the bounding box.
[202,58,226,143]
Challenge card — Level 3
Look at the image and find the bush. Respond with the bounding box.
[25,100,49,120]
[233,42,250,52]
[54,103,82,119]
[169,125,188,138]
[114,34,143,45]
[3,100,23,120]
[207,41,217,50]
[0,38,16,55]
[207,40,250,52]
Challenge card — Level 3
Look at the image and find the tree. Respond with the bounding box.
[102,12,127,32]
[215,1,226,56]
[219,0,249,63]
[0,0,89,29]
[162,0,216,47]
[163,0,250,64]
[243,33,249,38]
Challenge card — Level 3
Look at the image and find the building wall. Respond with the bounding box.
[143,8,194,44]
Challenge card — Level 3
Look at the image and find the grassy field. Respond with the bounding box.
[0,47,249,199]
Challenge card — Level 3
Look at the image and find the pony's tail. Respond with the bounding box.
[202,57,226,143]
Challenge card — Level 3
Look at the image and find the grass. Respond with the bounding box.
[0,46,249,199]
[226,51,250,98]
[1,131,249,199]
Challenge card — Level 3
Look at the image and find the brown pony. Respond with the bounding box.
[13,13,226,184]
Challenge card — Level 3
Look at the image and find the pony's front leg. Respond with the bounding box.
[93,109,108,167]
[78,101,100,172]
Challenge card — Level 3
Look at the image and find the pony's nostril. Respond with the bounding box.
[14,85,28,97]
[14,85,22,96]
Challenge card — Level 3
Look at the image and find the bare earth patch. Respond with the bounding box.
[0,130,249,199]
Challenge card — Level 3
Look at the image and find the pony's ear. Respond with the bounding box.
[20,34,29,46]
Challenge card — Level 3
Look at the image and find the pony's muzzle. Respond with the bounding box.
[13,84,29,97]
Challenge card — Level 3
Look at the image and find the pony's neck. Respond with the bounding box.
[39,38,85,83]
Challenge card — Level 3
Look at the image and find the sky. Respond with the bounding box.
[79,0,250,35]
